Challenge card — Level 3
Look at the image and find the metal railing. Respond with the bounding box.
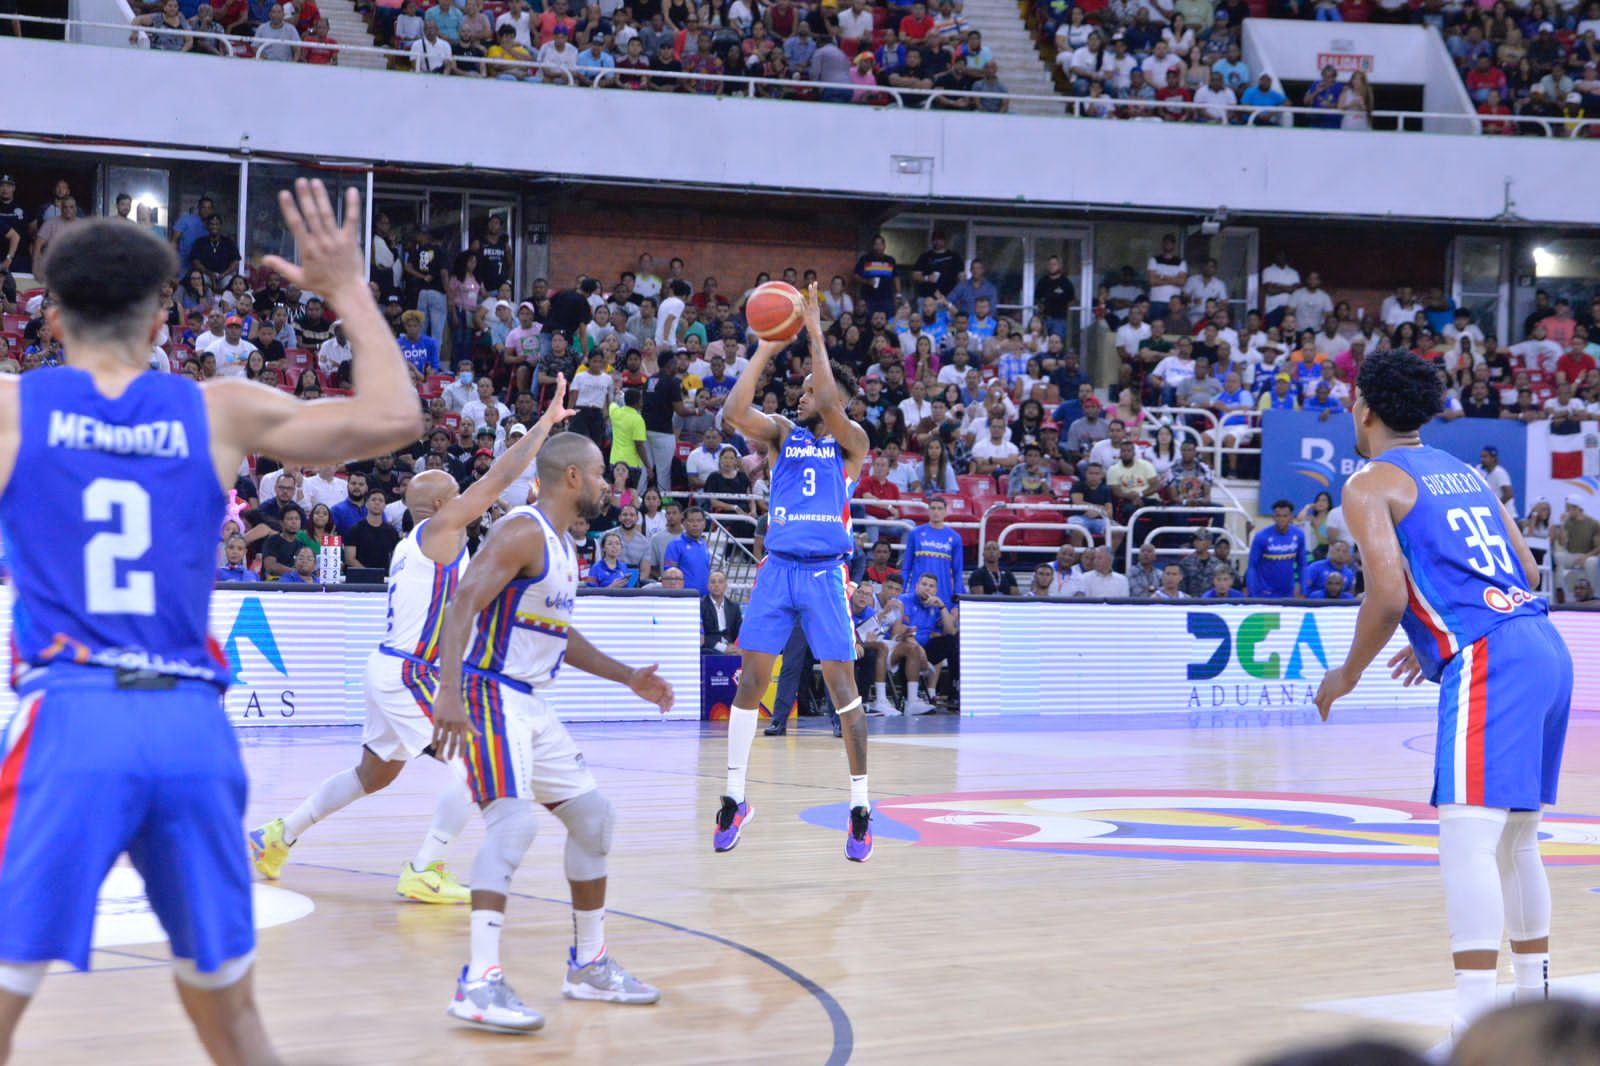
[1139,404,1264,477]
[21,12,1600,137]
[977,501,1109,558]
[1122,504,1252,573]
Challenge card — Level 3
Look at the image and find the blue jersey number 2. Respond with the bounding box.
[83,478,155,616]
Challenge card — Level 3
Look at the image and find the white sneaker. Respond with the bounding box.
[867,696,897,716]
[904,692,937,715]
[447,966,545,1032]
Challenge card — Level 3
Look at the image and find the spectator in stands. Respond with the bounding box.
[1106,440,1159,520]
[1304,538,1356,598]
[1240,73,1287,124]
[1204,567,1242,598]
[968,540,1019,595]
[971,418,1021,476]
[189,218,238,297]
[330,471,368,535]
[1312,570,1354,599]
[1571,577,1598,607]
[1065,461,1110,545]
[1152,562,1186,598]
[217,534,255,582]
[397,311,441,376]
[132,0,194,52]
[261,505,310,579]
[703,446,753,518]
[1554,495,1600,601]
[662,506,711,594]
[586,532,631,588]
[344,490,400,570]
[254,3,302,60]
[611,504,653,576]
[1179,531,1221,595]
[1475,445,1515,511]
[279,546,320,584]
[1287,272,1334,332]
[1026,563,1056,597]
[1066,395,1111,457]
[1126,542,1162,597]
[1007,442,1054,496]
[1247,499,1307,597]
[903,495,965,603]
[894,572,956,713]
[1075,547,1130,597]
[701,569,741,651]
[644,349,691,492]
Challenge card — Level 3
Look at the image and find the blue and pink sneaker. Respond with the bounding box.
[846,805,873,862]
[713,796,753,852]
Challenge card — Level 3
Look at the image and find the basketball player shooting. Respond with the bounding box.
[0,180,422,1066]
[1314,349,1573,1046]
[425,432,673,1032]
[248,376,578,904]
[714,283,874,862]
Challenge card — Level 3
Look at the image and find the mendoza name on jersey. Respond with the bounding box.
[48,411,191,457]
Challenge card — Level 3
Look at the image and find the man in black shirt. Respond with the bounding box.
[649,40,684,90]
[0,174,23,276]
[296,297,335,350]
[404,228,449,348]
[191,214,242,292]
[643,349,692,492]
[344,490,402,570]
[853,233,899,318]
[546,278,593,339]
[261,505,309,579]
[254,274,290,313]
[912,230,962,300]
[968,540,1019,595]
[1037,255,1076,341]
[471,214,513,294]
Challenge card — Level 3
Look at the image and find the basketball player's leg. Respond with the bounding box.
[0,689,148,1061]
[717,559,796,849]
[132,684,278,1066]
[536,727,657,1005]
[450,677,545,1032]
[798,563,874,860]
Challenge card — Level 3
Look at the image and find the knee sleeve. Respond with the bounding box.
[1438,805,1509,954]
[471,798,539,896]
[0,960,49,998]
[173,951,255,991]
[1499,810,1551,942]
[554,789,614,883]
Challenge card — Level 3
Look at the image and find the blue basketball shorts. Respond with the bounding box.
[740,554,857,663]
[1432,615,1572,811]
[0,665,254,972]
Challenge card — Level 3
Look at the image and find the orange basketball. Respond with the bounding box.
[746,281,805,342]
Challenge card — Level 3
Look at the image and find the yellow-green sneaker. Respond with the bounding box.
[397,861,471,904]
[248,818,291,880]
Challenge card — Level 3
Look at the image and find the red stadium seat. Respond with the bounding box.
[840,37,859,56]
[942,494,980,548]
[1050,476,1076,498]
[1012,496,1065,548]
[438,412,461,433]
[285,349,313,373]
[675,440,695,461]
[958,474,994,500]
[2,314,26,333]
[1,332,22,353]
[872,7,891,28]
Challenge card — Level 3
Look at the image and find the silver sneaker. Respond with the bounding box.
[562,948,661,1005]
[446,966,545,1032]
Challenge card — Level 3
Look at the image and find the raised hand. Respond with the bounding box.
[539,373,579,428]
[261,179,365,302]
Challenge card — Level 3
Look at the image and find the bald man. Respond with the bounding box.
[250,379,577,904]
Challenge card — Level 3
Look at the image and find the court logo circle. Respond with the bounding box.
[93,867,315,950]
[800,790,1600,865]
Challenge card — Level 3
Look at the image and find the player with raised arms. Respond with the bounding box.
[248,377,577,904]
[426,431,673,1032]
[714,283,874,861]
[1315,348,1573,1047]
[0,180,422,1065]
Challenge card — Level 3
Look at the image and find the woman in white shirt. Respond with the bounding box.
[822,275,854,323]
[1162,14,1195,56]
[1055,6,1093,51]
[727,0,755,33]
[1338,71,1373,130]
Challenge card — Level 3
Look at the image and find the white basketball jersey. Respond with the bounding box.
[381,518,468,662]
[465,505,577,688]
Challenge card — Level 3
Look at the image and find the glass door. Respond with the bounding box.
[971,225,1092,346]
[464,194,517,299]
[1451,236,1510,345]
[1183,225,1258,328]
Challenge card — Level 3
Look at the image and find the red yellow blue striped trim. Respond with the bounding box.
[464,675,517,804]
[412,557,461,662]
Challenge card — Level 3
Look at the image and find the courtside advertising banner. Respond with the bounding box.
[961,599,1600,716]
[0,586,701,728]
[1258,411,1528,513]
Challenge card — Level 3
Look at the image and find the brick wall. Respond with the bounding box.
[546,189,868,298]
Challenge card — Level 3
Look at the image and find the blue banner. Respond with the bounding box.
[1259,411,1527,513]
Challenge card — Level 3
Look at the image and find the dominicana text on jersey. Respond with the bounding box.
[765,427,855,558]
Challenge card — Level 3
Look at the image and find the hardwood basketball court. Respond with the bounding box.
[16,710,1600,1065]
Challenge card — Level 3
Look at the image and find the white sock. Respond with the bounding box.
[850,774,869,809]
[875,681,888,703]
[725,706,758,804]
[414,779,473,870]
[1512,953,1549,1001]
[1454,968,1499,1030]
[283,768,367,844]
[573,907,606,966]
[468,910,503,981]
